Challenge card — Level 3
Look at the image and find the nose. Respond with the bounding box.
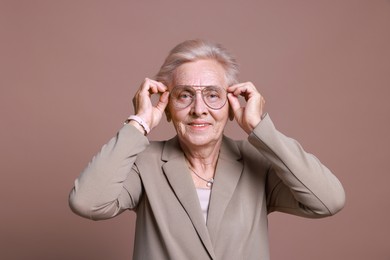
[190,92,208,116]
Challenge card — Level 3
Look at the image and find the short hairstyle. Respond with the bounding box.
[155,39,239,86]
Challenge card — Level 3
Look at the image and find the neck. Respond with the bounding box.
[179,138,222,171]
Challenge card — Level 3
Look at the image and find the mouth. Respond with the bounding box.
[187,122,212,129]
[189,123,209,127]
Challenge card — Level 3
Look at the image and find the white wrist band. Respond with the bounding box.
[125,115,150,135]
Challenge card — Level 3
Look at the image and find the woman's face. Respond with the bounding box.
[167,59,230,149]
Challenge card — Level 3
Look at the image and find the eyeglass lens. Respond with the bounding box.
[170,85,227,110]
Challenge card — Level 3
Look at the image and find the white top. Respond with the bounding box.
[196,188,212,222]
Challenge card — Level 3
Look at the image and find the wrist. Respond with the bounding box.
[124,115,150,135]
[126,120,145,135]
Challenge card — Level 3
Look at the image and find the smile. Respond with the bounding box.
[190,123,209,127]
[187,122,212,129]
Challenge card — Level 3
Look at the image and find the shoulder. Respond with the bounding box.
[136,139,166,160]
[222,135,270,167]
[135,135,181,164]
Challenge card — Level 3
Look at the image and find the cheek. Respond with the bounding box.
[167,103,179,120]
[212,107,230,123]
[168,107,187,129]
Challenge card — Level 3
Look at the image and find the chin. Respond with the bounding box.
[181,133,221,148]
[175,123,224,148]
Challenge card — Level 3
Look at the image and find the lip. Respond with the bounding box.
[187,121,212,129]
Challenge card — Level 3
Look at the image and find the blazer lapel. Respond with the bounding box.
[162,137,215,259]
[206,136,243,244]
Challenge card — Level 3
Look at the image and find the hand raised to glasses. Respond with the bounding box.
[227,82,266,135]
[132,78,169,133]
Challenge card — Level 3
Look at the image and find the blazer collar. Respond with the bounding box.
[161,135,242,162]
[161,136,243,254]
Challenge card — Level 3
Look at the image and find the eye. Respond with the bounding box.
[179,91,191,98]
[206,92,219,99]
[174,88,194,101]
[203,88,222,101]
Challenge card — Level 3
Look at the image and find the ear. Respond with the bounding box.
[165,107,172,122]
[229,105,235,121]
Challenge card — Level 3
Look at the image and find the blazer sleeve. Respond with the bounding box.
[69,124,149,220]
[248,114,346,218]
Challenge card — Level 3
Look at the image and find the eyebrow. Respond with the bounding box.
[174,85,220,88]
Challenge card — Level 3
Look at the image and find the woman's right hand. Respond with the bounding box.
[132,78,169,132]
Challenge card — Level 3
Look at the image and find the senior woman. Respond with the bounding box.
[69,39,345,260]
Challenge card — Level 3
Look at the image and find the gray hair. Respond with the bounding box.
[155,39,239,86]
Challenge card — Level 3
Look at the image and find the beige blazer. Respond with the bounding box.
[69,115,345,260]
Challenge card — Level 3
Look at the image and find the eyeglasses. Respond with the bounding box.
[170,85,228,110]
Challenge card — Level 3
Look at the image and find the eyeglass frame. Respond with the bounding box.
[169,85,228,110]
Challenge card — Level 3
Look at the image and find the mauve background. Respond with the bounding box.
[1,0,389,259]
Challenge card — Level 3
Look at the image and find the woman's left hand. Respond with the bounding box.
[227,82,266,134]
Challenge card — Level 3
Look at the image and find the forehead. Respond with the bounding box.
[172,59,227,88]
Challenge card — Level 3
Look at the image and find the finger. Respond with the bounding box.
[140,78,152,91]
[155,91,170,112]
[148,82,169,107]
[227,83,244,95]
[133,78,156,113]
[227,93,241,112]
[227,82,253,91]
[148,81,159,95]
[228,83,251,99]
[148,81,168,96]
[140,78,158,95]
[155,81,168,93]
[227,93,244,122]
